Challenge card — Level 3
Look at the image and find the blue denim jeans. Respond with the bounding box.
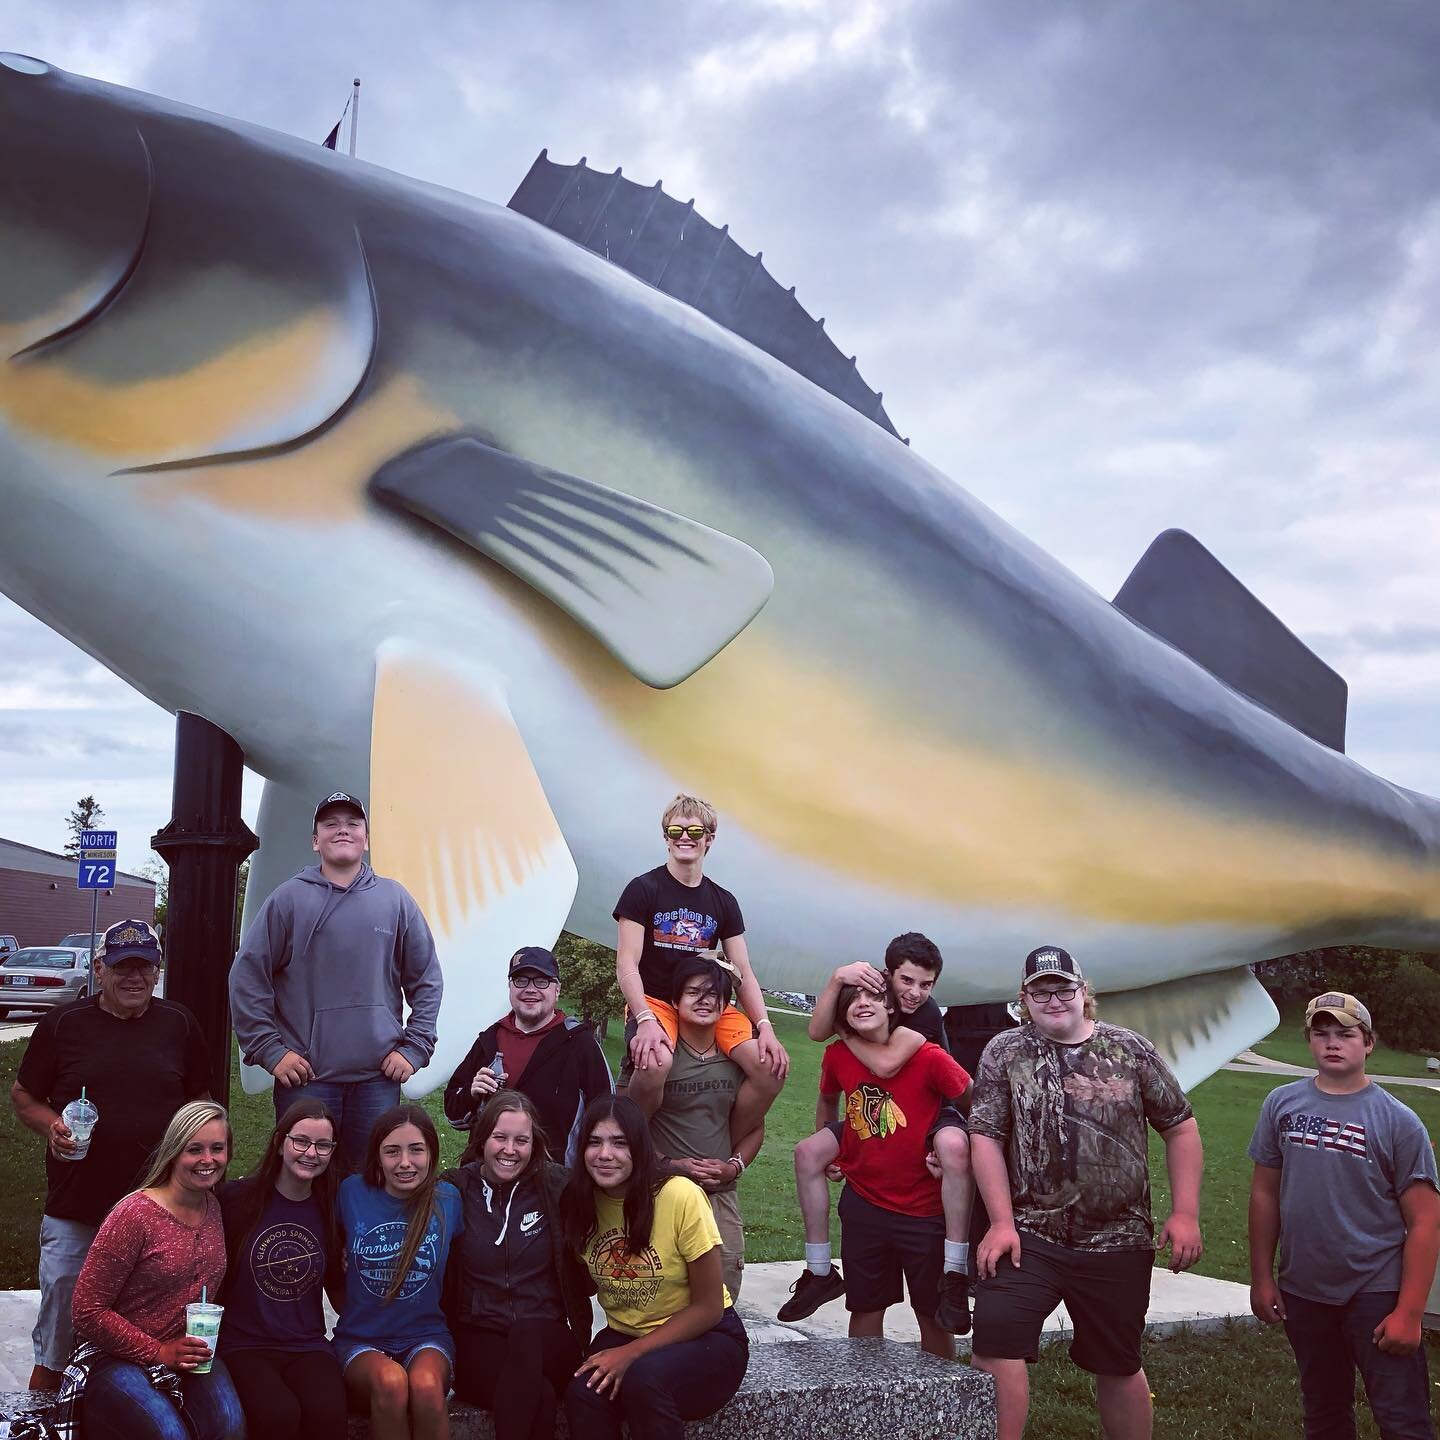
[1281,1288,1435,1440]
[273,1074,400,1176]
[564,1308,748,1440]
[81,1355,246,1440]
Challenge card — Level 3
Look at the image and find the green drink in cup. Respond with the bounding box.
[185,1301,223,1373]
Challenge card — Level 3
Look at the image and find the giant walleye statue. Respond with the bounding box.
[2,55,1436,1095]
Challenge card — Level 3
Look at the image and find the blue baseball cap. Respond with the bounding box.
[96,919,163,967]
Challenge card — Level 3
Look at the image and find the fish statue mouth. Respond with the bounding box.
[0,53,50,75]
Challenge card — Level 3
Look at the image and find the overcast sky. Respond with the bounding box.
[3,0,1440,876]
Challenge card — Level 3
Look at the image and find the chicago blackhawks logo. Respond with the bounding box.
[845,1083,907,1140]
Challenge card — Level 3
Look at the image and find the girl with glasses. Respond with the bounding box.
[440,1091,593,1440]
[561,1095,748,1440]
[335,1103,461,1440]
[216,1099,347,1440]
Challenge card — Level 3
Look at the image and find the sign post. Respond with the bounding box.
[78,829,118,995]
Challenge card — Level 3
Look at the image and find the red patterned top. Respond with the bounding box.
[72,1191,227,1365]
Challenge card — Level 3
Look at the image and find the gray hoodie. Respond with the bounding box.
[229,863,443,1082]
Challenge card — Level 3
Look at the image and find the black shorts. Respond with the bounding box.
[926,1102,968,1148]
[837,1185,944,1317]
[971,1231,1153,1375]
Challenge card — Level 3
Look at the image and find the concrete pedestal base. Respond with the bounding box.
[337,1337,994,1440]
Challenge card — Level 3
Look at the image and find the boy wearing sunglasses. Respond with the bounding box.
[614,794,789,1143]
[968,945,1204,1440]
[442,946,612,1164]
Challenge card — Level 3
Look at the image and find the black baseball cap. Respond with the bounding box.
[1022,945,1084,988]
[508,946,560,982]
[314,791,367,827]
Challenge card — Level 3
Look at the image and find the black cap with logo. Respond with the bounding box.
[1021,945,1084,988]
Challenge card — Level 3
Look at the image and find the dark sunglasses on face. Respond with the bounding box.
[664,824,711,840]
[510,972,556,989]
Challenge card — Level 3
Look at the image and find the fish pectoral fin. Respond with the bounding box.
[1113,529,1348,752]
[1097,965,1279,1092]
[369,640,579,1097]
[369,434,774,688]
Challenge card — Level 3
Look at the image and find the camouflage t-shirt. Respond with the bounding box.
[968,1020,1193,1252]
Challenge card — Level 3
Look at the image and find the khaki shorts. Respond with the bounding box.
[708,1188,746,1301]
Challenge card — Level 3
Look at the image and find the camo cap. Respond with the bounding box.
[1021,945,1084,988]
[1305,992,1372,1032]
[95,918,163,967]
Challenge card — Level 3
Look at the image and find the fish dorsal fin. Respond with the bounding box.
[370,435,773,689]
[508,151,906,443]
[1113,529,1347,751]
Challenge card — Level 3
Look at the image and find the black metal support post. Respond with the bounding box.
[151,713,258,1107]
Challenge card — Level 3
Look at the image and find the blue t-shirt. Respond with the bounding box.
[222,1187,333,1353]
[336,1175,461,1349]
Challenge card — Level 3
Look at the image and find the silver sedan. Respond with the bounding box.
[0,946,92,1017]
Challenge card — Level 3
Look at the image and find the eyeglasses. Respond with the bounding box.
[1026,986,1079,1005]
[664,824,711,840]
[286,1134,336,1156]
[510,972,557,989]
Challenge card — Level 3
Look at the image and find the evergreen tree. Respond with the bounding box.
[63,795,106,858]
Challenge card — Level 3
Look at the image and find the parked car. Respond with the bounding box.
[0,935,19,961]
[56,932,99,949]
[0,946,92,1018]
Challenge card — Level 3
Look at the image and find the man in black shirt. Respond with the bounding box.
[9,919,209,1388]
[613,793,788,1141]
[778,933,974,1333]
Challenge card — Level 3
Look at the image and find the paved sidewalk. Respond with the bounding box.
[1225,1050,1440,1091]
[0,1262,1255,1388]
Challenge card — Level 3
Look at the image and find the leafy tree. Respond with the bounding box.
[63,795,106,858]
[555,931,623,1040]
[136,856,170,936]
[235,857,251,947]
[1259,946,1440,1055]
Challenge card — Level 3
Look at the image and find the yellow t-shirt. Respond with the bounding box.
[583,1175,733,1336]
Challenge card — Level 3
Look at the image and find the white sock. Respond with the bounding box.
[944,1240,969,1274]
[805,1242,832,1276]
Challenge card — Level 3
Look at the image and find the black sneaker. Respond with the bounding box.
[935,1269,971,1334]
[777,1265,846,1321]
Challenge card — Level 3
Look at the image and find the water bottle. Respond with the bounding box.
[59,1087,98,1161]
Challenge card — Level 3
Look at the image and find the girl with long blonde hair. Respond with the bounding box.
[70,1099,244,1440]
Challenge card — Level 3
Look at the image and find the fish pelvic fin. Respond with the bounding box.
[1098,965,1279,1091]
[369,640,579,1096]
[369,434,773,688]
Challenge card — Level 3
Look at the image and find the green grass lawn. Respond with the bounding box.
[1253,1002,1437,1078]
[3,1009,1438,1434]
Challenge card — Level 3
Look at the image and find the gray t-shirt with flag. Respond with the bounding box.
[1248,1077,1438,1304]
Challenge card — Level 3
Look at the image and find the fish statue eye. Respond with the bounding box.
[0,54,50,75]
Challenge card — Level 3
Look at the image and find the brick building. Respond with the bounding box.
[0,837,156,947]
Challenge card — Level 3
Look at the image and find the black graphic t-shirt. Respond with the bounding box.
[221,1187,331,1353]
[613,866,745,1004]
